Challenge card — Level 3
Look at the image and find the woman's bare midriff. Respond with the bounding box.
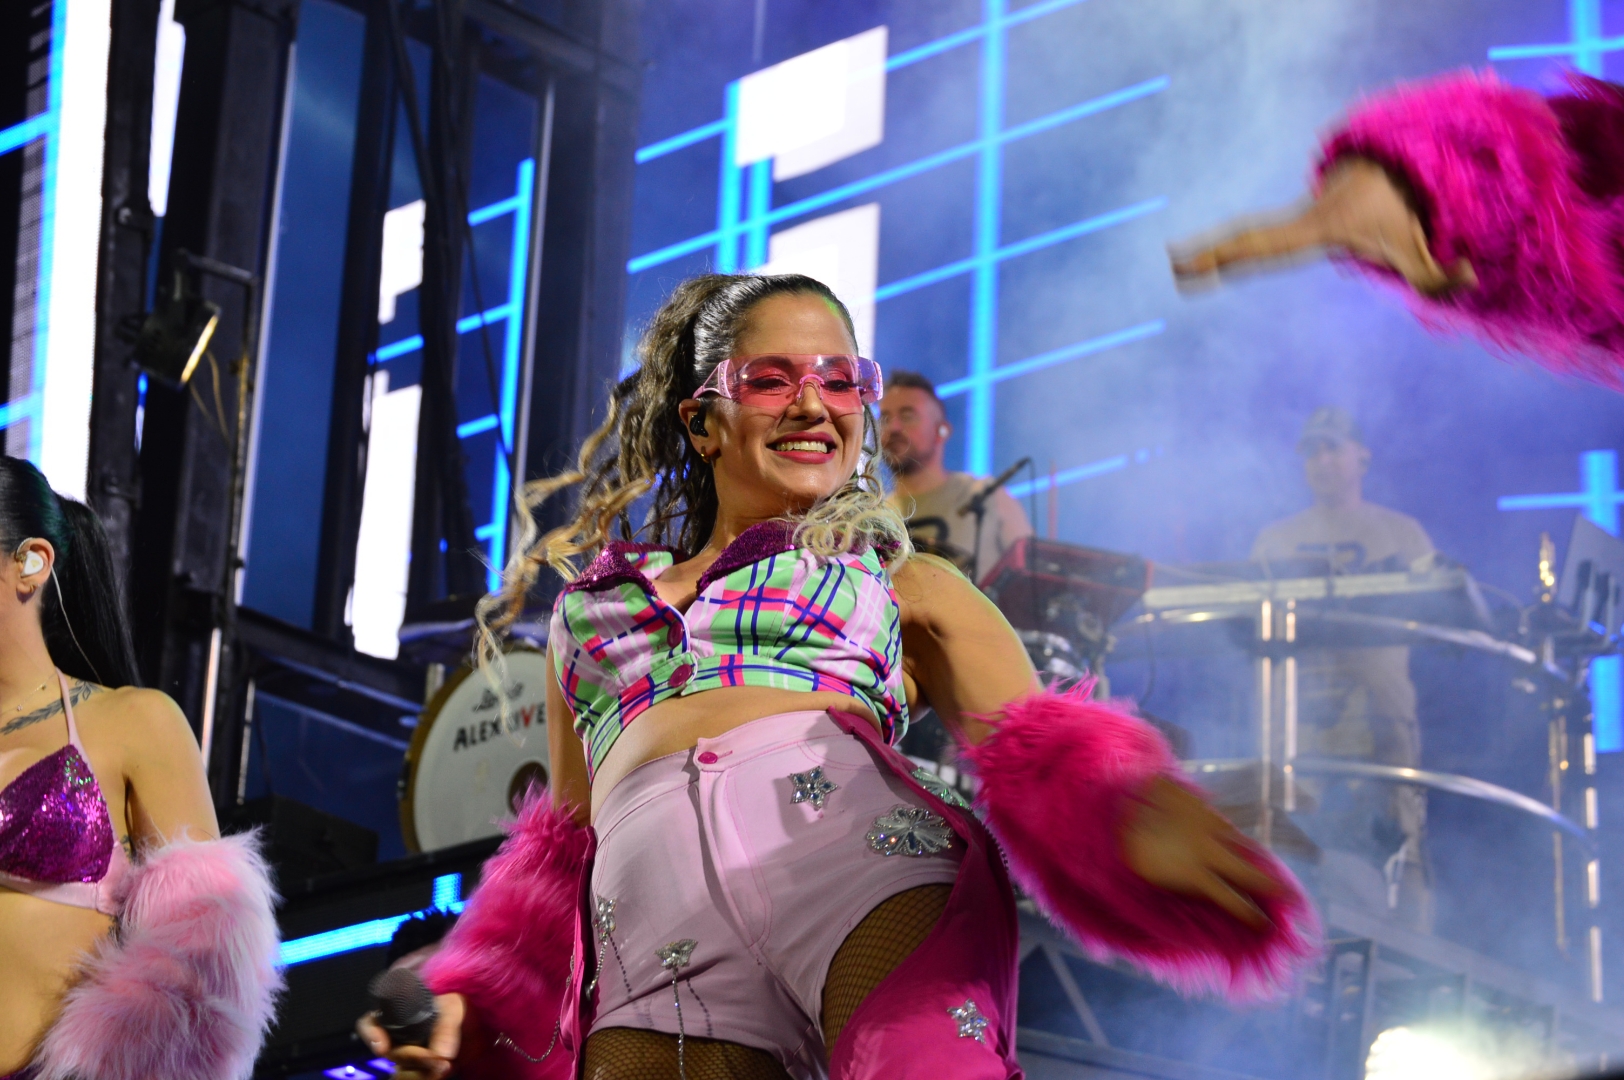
[0,889,112,1071]
[588,686,879,820]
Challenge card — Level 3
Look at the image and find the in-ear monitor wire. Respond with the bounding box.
[47,568,104,686]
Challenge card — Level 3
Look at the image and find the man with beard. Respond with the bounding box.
[880,371,1032,581]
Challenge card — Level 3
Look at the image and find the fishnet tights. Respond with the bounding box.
[821,883,952,1046]
[579,884,951,1078]
[582,1028,791,1080]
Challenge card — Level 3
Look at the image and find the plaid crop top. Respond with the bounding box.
[550,520,909,779]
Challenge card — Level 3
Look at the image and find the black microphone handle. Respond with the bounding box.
[958,456,1033,517]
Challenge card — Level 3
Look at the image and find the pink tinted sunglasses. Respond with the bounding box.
[694,354,883,414]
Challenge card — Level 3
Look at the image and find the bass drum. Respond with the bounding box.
[399,647,552,853]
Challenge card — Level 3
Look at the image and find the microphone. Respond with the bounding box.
[369,967,438,1049]
[958,457,1032,517]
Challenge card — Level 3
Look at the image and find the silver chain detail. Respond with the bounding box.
[495,1018,561,1064]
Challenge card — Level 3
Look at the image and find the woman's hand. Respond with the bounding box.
[1169,157,1475,298]
[356,993,465,1080]
[1121,777,1283,929]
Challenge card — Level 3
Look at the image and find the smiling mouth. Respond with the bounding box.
[769,437,834,454]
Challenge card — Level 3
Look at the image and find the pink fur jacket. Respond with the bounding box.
[32,832,283,1080]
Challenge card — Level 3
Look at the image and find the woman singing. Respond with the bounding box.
[0,457,279,1080]
[362,274,1318,1080]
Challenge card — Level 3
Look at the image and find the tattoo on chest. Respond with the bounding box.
[0,681,103,736]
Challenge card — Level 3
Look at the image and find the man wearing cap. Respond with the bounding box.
[880,370,1032,581]
[1252,406,1435,931]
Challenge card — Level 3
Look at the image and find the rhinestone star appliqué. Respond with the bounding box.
[866,805,954,857]
[656,939,698,971]
[949,999,990,1044]
[789,766,839,811]
[593,897,617,941]
[911,767,971,809]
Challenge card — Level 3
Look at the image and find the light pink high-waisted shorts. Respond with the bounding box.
[585,710,964,1076]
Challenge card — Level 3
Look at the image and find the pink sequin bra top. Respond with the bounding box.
[0,671,128,913]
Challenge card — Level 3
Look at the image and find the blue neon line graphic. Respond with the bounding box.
[279,873,465,967]
[715,81,743,273]
[1007,453,1131,498]
[635,119,729,164]
[372,304,513,363]
[1489,36,1624,61]
[874,197,1165,302]
[963,0,1007,476]
[745,159,771,268]
[458,414,499,438]
[1595,656,1622,753]
[1497,448,1624,752]
[1489,0,1620,74]
[1497,449,1623,535]
[0,113,55,157]
[374,334,424,362]
[468,194,523,226]
[433,873,463,911]
[486,157,534,591]
[366,163,535,587]
[25,0,69,465]
[0,393,41,431]
[627,76,1169,274]
[632,0,1092,165]
[936,320,1164,397]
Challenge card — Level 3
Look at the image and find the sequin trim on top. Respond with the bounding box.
[0,746,113,885]
[551,522,909,779]
[0,673,122,909]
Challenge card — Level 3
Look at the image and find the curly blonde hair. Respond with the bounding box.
[477,273,911,676]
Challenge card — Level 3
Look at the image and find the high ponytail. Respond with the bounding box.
[0,457,140,687]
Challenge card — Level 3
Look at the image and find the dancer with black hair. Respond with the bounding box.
[0,456,280,1080]
[361,274,1318,1080]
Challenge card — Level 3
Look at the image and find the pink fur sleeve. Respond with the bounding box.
[963,686,1319,1001]
[1318,70,1624,387]
[422,796,590,1080]
[34,832,284,1080]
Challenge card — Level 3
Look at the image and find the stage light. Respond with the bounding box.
[756,203,880,356]
[1364,1026,1487,1080]
[133,267,221,387]
[734,26,887,181]
[377,199,425,324]
[351,372,421,660]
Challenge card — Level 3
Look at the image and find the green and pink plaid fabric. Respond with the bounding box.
[550,521,908,779]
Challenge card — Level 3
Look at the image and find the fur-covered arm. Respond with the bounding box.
[963,686,1319,1001]
[421,795,591,1080]
[35,832,283,1080]
[1318,70,1624,385]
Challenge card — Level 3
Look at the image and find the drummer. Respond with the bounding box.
[1252,406,1435,931]
[880,371,1032,581]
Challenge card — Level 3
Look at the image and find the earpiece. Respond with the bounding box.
[688,413,708,437]
[20,551,43,577]
[937,425,949,437]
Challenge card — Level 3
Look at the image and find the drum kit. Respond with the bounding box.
[398,646,551,853]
